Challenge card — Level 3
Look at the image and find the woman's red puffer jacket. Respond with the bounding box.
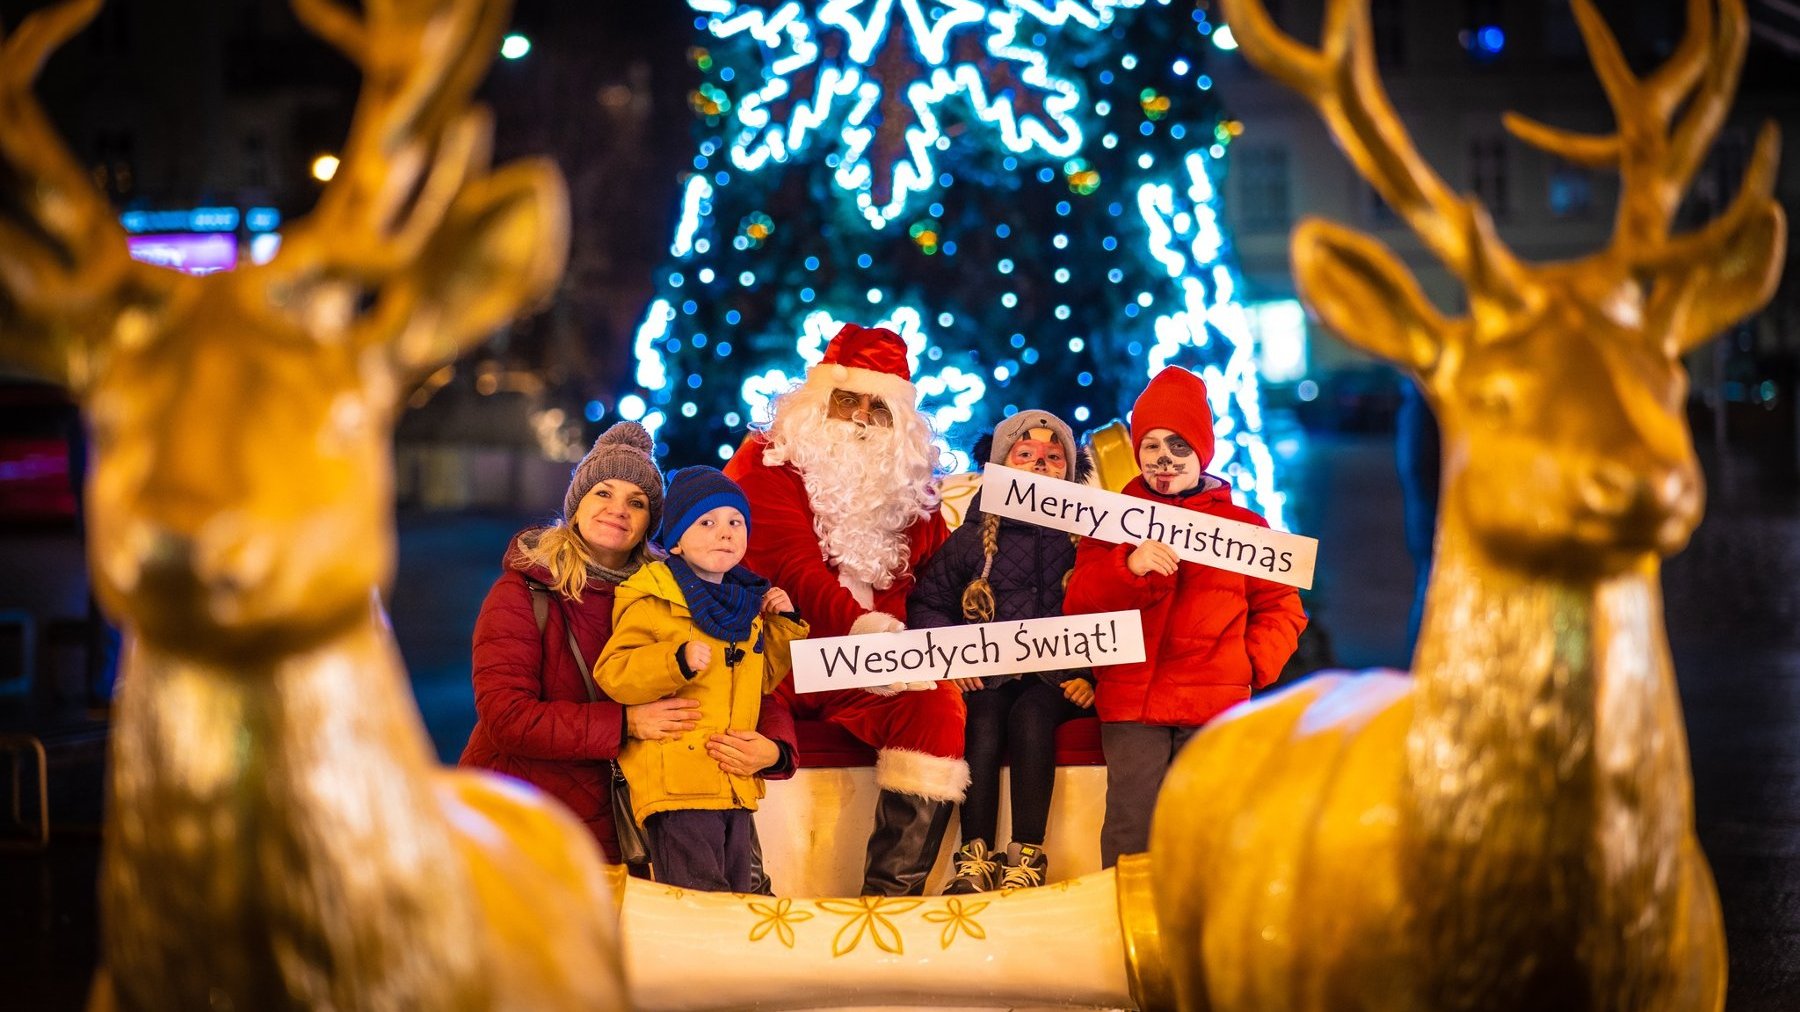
[460,530,800,862]
[459,533,629,860]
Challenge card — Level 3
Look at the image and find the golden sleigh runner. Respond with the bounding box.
[0,0,1783,1009]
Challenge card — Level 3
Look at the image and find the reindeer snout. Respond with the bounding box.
[1578,461,1639,517]
[117,516,273,600]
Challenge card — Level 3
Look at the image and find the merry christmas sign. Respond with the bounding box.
[790,611,1145,694]
[979,466,1319,589]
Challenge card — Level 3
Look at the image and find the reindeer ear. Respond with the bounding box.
[1665,201,1785,354]
[391,159,569,375]
[1292,218,1446,375]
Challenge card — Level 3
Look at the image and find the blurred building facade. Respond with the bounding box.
[1214,0,1800,466]
[2,0,693,512]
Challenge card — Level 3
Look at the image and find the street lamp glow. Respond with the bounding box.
[310,153,340,182]
[500,33,531,60]
[1212,25,1238,51]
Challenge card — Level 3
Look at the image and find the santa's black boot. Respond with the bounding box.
[861,789,955,896]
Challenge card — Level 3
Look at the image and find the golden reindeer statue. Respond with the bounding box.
[1143,0,1785,1008]
[1,2,629,1008]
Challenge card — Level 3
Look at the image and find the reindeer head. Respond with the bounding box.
[0,0,568,659]
[1224,0,1784,574]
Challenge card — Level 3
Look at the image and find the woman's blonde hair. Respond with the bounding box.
[959,512,1080,622]
[513,522,649,602]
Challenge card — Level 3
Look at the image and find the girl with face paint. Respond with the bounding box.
[907,410,1096,894]
[1063,367,1308,868]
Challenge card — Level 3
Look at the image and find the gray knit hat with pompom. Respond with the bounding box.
[565,421,664,533]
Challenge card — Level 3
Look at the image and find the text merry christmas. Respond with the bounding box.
[980,466,1318,589]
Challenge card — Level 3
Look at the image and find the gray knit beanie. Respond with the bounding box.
[565,421,664,533]
[988,409,1077,472]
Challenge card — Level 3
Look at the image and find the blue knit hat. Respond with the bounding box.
[660,466,751,547]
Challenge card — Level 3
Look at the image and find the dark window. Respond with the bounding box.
[1236,146,1291,233]
[1680,129,1751,227]
[91,130,134,198]
[1372,0,1407,68]
[1548,163,1593,219]
[1469,135,1510,220]
[243,134,268,189]
[1367,182,1401,227]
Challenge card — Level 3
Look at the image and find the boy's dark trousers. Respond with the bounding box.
[1099,722,1200,868]
[644,808,761,892]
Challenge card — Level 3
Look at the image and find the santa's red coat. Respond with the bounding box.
[726,433,969,799]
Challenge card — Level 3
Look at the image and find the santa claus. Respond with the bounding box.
[725,322,968,896]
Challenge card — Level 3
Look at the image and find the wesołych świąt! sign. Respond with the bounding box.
[789,611,1145,694]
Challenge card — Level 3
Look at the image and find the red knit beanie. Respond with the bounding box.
[1130,366,1216,468]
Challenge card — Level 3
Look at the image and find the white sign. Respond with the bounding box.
[979,466,1318,589]
[790,611,1145,694]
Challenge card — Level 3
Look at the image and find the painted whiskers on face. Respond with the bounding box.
[1005,437,1068,479]
[1138,429,1200,495]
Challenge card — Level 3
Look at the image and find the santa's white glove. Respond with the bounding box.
[850,612,909,696]
[903,681,937,692]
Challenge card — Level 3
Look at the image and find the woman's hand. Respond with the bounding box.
[707,729,782,776]
[951,677,985,693]
[762,587,794,615]
[1061,677,1096,708]
[1126,539,1180,577]
[683,640,713,673]
[626,697,702,740]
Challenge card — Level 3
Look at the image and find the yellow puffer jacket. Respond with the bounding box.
[595,562,808,826]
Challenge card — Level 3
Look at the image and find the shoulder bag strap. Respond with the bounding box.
[524,578,599,703]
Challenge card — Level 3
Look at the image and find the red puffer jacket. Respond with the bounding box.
[1063,477,1307,727]
[460,530,799,861]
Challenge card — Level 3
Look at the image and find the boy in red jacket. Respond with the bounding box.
[1064,366,1307,867]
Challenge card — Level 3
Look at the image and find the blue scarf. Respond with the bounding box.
[668,556,769,649]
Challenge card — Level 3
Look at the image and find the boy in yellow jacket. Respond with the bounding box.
[596,466,808,892]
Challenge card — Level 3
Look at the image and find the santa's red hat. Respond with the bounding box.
[1131,366,1216,468]
[807,323,916,407]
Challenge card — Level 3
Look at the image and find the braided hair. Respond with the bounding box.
[958,512,1081,622]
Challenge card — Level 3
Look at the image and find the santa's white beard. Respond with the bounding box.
[763,393,939,590]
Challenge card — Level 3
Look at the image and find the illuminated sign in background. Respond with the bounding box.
[126,233,239,275]
[121,207,283,276]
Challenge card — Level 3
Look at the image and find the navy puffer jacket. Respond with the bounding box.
[907,440,1092,688]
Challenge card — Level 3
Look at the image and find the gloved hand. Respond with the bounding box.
[849,611,910,696]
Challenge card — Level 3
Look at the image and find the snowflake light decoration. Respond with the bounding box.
[691,0,1147,227]
[1136,148,1286,528]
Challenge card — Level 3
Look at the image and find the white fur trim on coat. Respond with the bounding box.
[850,610,905,635]
[876,748,971,803]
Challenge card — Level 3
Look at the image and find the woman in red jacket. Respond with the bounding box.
[1064,367,1307,868]
[460,421,799,866]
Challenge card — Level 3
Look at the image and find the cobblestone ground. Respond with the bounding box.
[2,432,1795,1009]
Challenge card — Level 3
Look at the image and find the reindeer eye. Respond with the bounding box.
[1471,378,1519,419]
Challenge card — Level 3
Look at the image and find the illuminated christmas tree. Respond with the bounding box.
[625,0,1286,525]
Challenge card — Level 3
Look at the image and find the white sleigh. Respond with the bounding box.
[629,467,1125,1011]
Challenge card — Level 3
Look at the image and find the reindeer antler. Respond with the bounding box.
[283,0,512,276]
[1221,0,1531,301]
[1501,0,1775,260]
[0,0,145,388]
[277,0,568,372]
